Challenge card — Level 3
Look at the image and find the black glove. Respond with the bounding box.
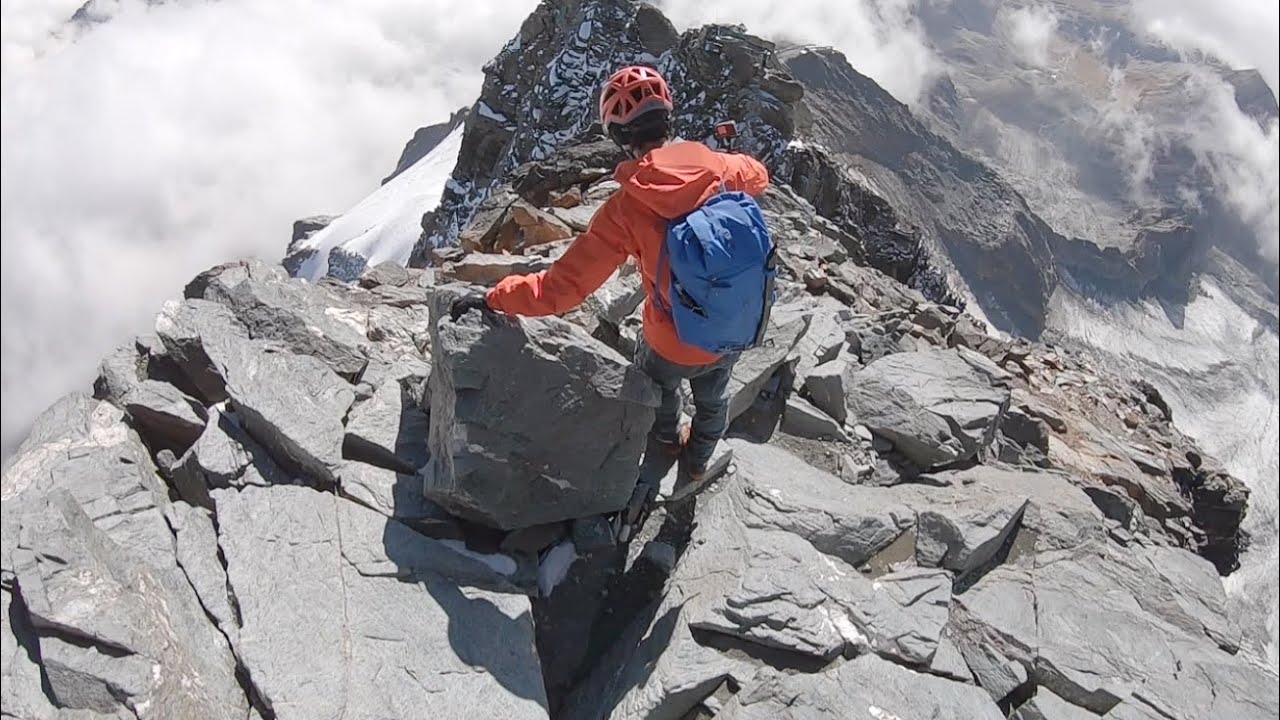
[449,290,492,322]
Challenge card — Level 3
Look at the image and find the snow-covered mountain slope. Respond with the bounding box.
[285,123,465,282]
[1047,279,1280,669]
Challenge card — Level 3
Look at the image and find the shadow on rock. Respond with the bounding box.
[373,358,547,709]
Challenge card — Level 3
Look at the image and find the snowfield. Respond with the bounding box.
[294,123,465,281]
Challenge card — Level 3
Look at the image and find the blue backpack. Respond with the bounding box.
[655,185,778,355]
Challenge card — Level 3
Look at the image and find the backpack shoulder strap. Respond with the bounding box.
[654,230,673,317]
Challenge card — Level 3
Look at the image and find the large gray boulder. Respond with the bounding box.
[425,285,659,529]
[717,654,1004,719]
[1,394,175,575]
[153,298,249,403]
[726,440,916,567]
[801,358,850,424]
[846,348,1012,467]
[671,488,950,665]
[196,267,371,379]
[119,379,207,453]
[214,486,547,719]
[899,466,1106,573]
[217,339,355,487]
[951,542,1279,718]
[8,491,245,719]
[565,442,947,720]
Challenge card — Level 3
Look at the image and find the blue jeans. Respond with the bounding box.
[634,337,739,468]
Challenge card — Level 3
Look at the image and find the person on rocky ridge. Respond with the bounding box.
[450,64,772,480]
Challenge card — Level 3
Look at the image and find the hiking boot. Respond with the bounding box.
[686,455,710,482]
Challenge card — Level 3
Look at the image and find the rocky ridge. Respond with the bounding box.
[3,155,1272,718]
[5,2,1277,720]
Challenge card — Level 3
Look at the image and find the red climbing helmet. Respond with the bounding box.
[599,65,674,133]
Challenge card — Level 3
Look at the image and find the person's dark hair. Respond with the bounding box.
[609,109,672,151]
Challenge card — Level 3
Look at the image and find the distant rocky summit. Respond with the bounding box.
[4,1,1276,719]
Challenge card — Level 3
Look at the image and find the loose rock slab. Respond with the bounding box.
[218,339,355,486]
[717,654,1004,720]
[10,491,245,719]
[214,485,548,720]
[846,348,1011,467]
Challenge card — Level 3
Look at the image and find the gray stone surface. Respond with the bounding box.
[94,337,149,408]
[219,339,355,486]
[727,313,810,423]
[214,486,547,719]
[2,587,59,720]
[425,285,658,529]
[153,298,249,403]
[216,273,370,379]
[1013,687,1099,720]
[951,541,1279,718]
[801,358,849,424]
[166,405,287,510]
[163,501,239,646]
[902,465,1106,572]
[727,440,916,567]
[781,395,847,440]
[931,631,975,683]
[846,348,1011,467]
[339,461,445,529]
[344,377,430,474]
[1,394,175,574]
[717,654,1004,719]
[10,490,245,719]
[120,379,207,453]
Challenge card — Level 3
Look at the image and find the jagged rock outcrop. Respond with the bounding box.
[411,1,808,267]
[382,106,469,185]
[424,283,659,529]
[2,260,561,718]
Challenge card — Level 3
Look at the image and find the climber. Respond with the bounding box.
[449,64,773,481]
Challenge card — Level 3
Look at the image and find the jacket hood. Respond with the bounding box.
[614,140,723,220]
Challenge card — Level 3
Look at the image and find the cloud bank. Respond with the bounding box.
[656,0,941,106]
[1,0,536,453]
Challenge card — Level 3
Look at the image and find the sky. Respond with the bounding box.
[1,0,1278,453]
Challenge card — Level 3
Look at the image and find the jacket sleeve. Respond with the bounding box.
[486,195,630,317]
[724,152,770,196]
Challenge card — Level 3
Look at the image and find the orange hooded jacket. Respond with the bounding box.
[486,140,770,366]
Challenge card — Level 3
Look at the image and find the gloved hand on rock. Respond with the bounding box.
[449,290,493,322]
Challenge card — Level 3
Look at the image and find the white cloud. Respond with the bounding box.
[1000,4,1058,69]
[0,0,535,452]
[656,0,940,106]
[1092,1,1279,266]
[1132,0,1279,94]
[1180,73,1280,264]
